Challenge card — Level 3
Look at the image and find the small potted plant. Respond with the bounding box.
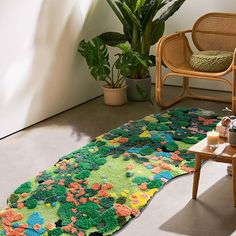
[228,119,236,147]
[78,36,148,106]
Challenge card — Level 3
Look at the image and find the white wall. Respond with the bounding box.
[0,0,119,138]
[153,0,236,90]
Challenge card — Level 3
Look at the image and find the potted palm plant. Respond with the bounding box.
[78,36,149,105]
[99,0,186,101]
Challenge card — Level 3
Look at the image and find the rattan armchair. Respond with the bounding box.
[156,12,236,114]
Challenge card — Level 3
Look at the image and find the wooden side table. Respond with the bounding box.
[188,137,236,207]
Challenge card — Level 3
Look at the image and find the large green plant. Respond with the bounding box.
[100,0,186,79]
[78,37,149,88]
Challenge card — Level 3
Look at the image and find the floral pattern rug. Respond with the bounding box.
[0,108,220,236]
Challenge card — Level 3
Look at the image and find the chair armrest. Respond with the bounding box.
[156,30,193,70]
[228,48,236,72]
[156,30,192,58]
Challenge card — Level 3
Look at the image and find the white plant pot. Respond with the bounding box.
[102,85,127,106]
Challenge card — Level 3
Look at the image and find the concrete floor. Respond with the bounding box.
[0,86,236,236]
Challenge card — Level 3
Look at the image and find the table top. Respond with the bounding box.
[188,137,236,159]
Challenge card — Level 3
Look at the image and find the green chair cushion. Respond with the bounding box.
[189,50,233,72]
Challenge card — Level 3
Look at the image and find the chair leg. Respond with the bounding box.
[156,73,187,108]
[184,76,193,96]
[232,68,236,115]
[155,56,162,107]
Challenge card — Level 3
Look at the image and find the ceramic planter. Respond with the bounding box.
[102,85,127,106]
[125,77,151,101]
[228,131,236,147]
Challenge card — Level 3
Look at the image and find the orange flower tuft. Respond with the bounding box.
[171,154,183,161]
[160,162,172,170]
[80,198,87,204]
[98,189,109,198]
[131,208,140,217]
[71,227,77,234]
[78,232,85,236]
[21,192,28,198]
[43,179,55,185]
[63,223,73,232]
[91,183,101,191]
[17,202,24,209]
[181,165,194,173]
[114,204,132,217]
[72,208,77,214]
[118,137,128,143]
[45,222,55,230]
[33,224,41,231]
[139,182,148,191]
[106,183,113,189]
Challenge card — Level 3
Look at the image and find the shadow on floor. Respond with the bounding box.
[160,175,236,236]
[27,86,231,142]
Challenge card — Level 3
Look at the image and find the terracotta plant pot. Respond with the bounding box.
[102,85,127,106]
[228,131,236,147]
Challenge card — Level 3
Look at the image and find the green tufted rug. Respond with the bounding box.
[0,108,221,236]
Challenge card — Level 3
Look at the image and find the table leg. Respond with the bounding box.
[192,154,202,199]
[232,158,236,207]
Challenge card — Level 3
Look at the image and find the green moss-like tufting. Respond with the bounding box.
[118,217,127,227]
[100,197,115,209]
[139,147,155,156]
[14,181,32,194]
[190,50,233,72]
[58,202,75,226]
[186,160,195,168]
[165,142,179,152]
[78,202,101,218]
[94,158,107,166]
[25,197,38,209]
[48,228,63,236]
[181,137,198,144]
[8,194,19,204]
[116,196,127,204]
[75,217,93,230]
[126,171,134,177]
[132,176,150,185]
[147,179,163,189]
[98,208,118,233]
[75,170,91,179]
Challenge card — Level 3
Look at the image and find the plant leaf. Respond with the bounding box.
[141,0,161,29]
[116,1,133,31]
[78,37,110,81]
[106,0,127,27]
[149,55,156,67]
[123,2,141,28]
[99,32,127,46]
[115,44,150,78]
[115,1,133,42]
[158,0,186,22]
[135,0,147,12]
[150,20,165,45]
